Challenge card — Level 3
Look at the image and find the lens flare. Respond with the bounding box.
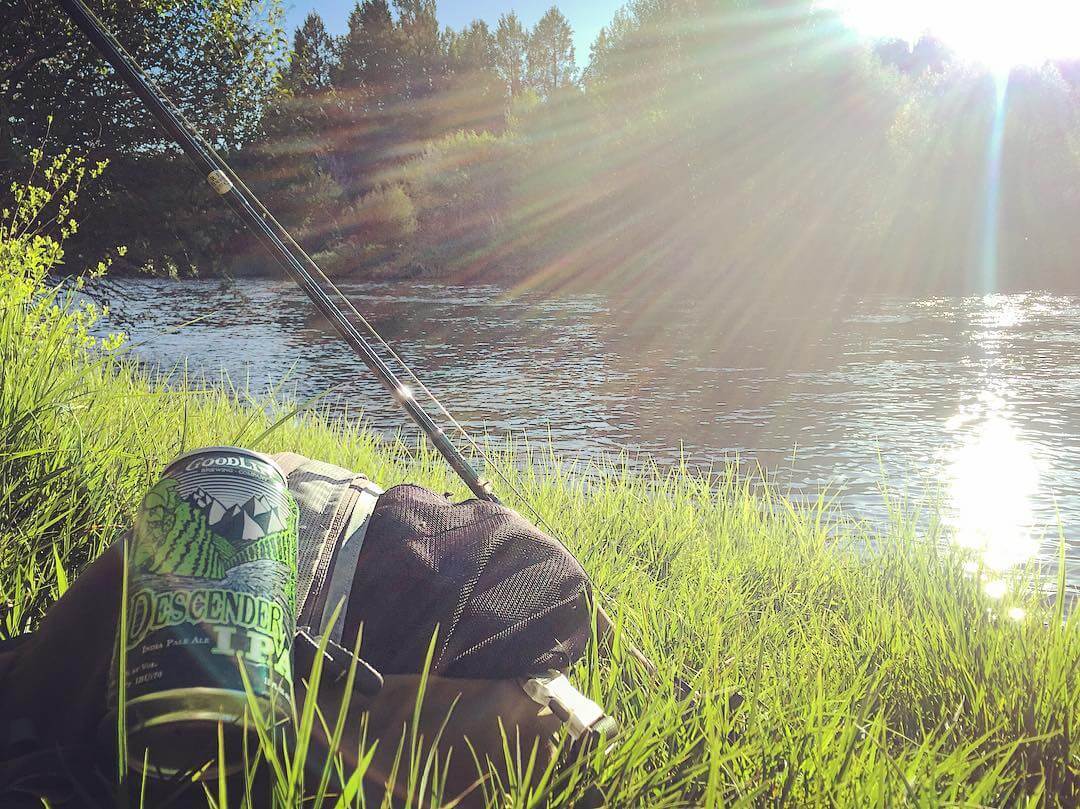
[830,1,1080,69]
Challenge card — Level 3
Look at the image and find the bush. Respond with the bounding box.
[1,148,127,634]
[0,145,121,351]
[401,130,521,275]
[345,183,417,248]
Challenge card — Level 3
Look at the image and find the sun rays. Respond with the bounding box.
[831,1,1080,70]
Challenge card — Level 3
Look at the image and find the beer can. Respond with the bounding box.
[122,446,297,776]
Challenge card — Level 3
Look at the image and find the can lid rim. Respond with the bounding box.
[163,446,286,480]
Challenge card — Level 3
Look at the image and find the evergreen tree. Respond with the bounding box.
[527,7,576,95]
[337,0,401,98]
[450,20,497,72]
[285,12,335,93]
[394,0,442,101]
[583,26,611,87]
[495,12,529,97]
[445,20,504,132]
[328,0,405,200]
[337,2,367,85]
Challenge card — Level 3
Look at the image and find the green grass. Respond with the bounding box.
[2,165,1078,806]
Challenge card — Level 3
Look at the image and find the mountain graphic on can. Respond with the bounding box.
[122,447,297,777]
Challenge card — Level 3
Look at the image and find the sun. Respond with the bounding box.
[830,1,1080,70]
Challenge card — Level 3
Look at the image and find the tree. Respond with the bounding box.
[494,12,529,97]
[394,0,442,101]
[1,0,284,275]
[448,20,497,73]
[582,26,611,87]
[337,0,401,98]
[326,0,404,198]
[1,0,282,158]
[527,7,576,96]
[284,12,335,93]
[444,20,505,132]
[874,35,953,75]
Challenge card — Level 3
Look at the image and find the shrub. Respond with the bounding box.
[1,147,127,634]
[401,130,520,274]
[0,144,122,351]
[345,183,417,248]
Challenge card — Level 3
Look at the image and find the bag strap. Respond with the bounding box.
[272,453,384,696]
[317,477,381,646]
[271,453,382,629]
[271,451,311,478]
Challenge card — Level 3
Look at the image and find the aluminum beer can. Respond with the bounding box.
[123,446,297,775]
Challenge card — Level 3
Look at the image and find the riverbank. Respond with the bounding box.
[3,191,1079,805]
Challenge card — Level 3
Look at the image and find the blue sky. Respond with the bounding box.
[281,1,625,66]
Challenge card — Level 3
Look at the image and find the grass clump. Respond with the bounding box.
[1,159,1078,806]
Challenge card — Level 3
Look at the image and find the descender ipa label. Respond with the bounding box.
[123,446,297,775]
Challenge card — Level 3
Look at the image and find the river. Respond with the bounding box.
[94,278,1080,596]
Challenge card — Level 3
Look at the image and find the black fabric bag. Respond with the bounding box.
[269,451,596,680]
[345,483,592,678]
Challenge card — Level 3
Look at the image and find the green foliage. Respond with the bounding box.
[3,0,284,155]
[495,12,530,98]
[2,0,285,275]
[0,154,128,631]
[27,0,1080,289]
[348,184,418,250]
[0,143,121,347]
[528,7,577,96]
[336,0,401,93]
[401,130,520,272]
[283,12,335,93]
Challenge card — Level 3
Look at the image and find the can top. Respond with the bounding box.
[163,446,286,484]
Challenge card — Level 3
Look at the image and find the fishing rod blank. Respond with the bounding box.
[54,0,665,681]
[54,0,497,504]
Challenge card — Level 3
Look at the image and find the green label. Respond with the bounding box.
[127,586,291,678]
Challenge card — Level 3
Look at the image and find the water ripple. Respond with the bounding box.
[95,280,1080,593]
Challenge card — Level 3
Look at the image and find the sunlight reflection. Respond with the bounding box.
[943,410,1042,574]
[978,293,1023,329]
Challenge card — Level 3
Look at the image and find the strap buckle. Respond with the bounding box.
[520,671,617,743]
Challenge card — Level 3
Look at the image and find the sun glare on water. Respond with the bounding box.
[832,1,1080,70]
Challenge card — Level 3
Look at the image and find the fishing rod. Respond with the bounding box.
[55,0,661,681]
[53,0,498,503]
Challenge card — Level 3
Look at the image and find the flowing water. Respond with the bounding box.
[95,278,1080,596]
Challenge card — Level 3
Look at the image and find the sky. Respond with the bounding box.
[281,1,625,67]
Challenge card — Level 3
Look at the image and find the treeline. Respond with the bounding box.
[233,1,583,278]
[7,0,1080,294]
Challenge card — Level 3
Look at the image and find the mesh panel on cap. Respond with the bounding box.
[343,484,592,678]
